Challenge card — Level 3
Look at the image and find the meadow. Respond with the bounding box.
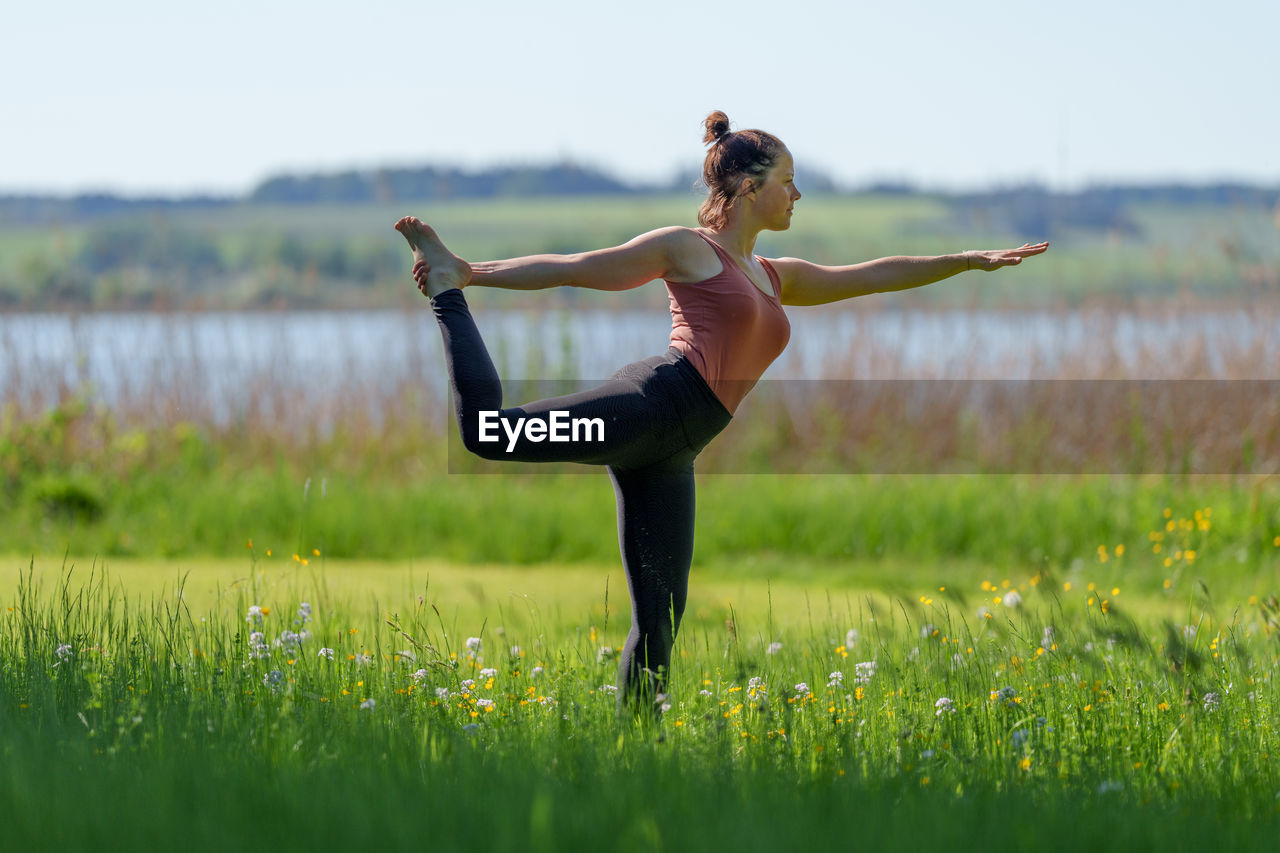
[5,534,1280,851]
[4,191,1280,848]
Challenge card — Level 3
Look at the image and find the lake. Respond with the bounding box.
[2,306,1275,424]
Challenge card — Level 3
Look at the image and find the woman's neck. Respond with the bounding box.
[705,219,763,261]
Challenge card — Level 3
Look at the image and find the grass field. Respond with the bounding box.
[4,192,1277,308]
[4,195,1279,846]
[5,551,1279,851]
[5,413,1280,850]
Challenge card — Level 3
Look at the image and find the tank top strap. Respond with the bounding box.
[689,229,733,264]
[690,230,780,299]
[757,257,783,299]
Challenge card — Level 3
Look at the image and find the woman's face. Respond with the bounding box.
[750,149,802,231]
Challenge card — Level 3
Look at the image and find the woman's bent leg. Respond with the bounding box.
[431,289,683,467]
[430,288,504,453]
[609,461,696,712]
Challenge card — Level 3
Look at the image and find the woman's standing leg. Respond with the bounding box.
[608,460,696,711]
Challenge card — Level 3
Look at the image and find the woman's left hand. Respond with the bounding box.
[963,242,1050,271]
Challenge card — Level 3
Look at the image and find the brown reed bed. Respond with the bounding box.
[3,298,1279,479]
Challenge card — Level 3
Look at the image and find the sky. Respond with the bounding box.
[4,0,1278,196]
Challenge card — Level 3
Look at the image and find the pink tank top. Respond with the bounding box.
[665,231,791,414]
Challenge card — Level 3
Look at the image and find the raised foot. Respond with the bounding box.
[393,216,472,297]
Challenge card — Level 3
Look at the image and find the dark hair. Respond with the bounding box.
[698,111,786,229]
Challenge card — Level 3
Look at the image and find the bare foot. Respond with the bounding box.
[393,217,472,297]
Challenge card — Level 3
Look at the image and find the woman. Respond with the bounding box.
[394,111,1047,711]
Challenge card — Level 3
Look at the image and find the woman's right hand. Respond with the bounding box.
[412,259,432,295]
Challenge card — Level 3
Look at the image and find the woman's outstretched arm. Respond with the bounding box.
[411,224,693,292]
[770,242,1049,306]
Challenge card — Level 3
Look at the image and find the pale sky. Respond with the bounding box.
[4,0,1278,196]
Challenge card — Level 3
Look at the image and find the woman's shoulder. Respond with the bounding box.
[644,227,724,284]
[631,225,710,247]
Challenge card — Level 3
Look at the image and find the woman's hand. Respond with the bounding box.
[963,242,1050,271]
[412,259,433,294]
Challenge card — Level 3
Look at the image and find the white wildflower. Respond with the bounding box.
[479,667,498,679]
[845,628,859,648]
[354,653,373,666]
[263,670,284,689]
[1097,780,1124,794]
[993,686,1017,706]
[476,698,494,709]
[699,689,713,697]
[435,687,449,700]
[276,630,303,649]
[921,749,935,759]
[509,645,522,657]
[531,666,545,678]
[55,643,73,661]
[359,698,376,711]
[246,605,263,623]
[921,624,938,639]
[248,632,271,660]
[412,669,429,684]
[600,684,618,695]
[794,682,811,696]
[1042,626,1056,649]
[459,679,476,693]
[1182,625,1197,641]
[1003,590,1023,608]
[1203,692,1220,711]
[748,676,765,691]
[827,671,844,688]
[296,602,312,625]
[660,702,672,713]
[766,641,783,655]
[935,697,955,716]
[465,637,482,653]
[854,661,877,684]
[596,646,616,663]
[318,647,334,660]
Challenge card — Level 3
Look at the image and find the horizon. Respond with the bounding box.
[4,160,1280,203]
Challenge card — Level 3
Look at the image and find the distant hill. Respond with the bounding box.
[948,183,1280,240]
[249,163,640,204]
[1,162,1276,229]
[0,193,233,225]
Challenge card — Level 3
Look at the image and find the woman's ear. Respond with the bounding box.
[738,176,757,199]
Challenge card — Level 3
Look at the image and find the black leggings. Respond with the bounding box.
[431,289,731,707]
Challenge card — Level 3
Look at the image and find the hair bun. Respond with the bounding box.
[702,110,731,145]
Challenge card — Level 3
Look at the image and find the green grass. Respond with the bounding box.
[5,193,1275,308]
[4,557,1279,851]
